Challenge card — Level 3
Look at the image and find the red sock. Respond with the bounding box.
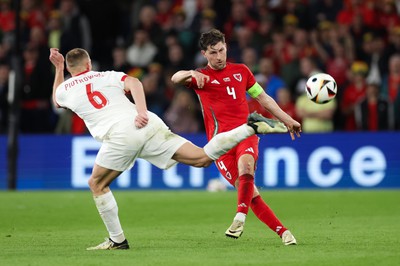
[251,195,287,236]
[236,174,255,215]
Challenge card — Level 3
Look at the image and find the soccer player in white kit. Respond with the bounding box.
[49,48,288,250]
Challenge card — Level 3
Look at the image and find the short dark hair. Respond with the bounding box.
[199,29,225,51]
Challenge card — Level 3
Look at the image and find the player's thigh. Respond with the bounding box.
[217,137,259,187]
[96,137,140,173]
[236,136,259,176]
[172,142,212,167]
[216,154,238,186]
[141,112,211,168]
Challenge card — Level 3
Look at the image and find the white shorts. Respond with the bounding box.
[95,112,188,171]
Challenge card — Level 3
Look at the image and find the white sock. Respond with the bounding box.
[234,212,247,223]
[204,124,254,160]
[93,191,126,243]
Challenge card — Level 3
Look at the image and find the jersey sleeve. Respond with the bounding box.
[55,84,66,108]
[187,68,204,90]
[107,71,128,89]
[187,77,196,89]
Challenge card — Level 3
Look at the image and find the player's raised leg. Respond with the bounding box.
[172,123,255,166]
[202,112,287,162]
[86,164,130,250]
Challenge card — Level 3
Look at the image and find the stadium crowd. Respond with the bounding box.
[1,0,400,134]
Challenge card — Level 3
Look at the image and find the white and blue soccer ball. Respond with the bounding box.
[305,73,337,104]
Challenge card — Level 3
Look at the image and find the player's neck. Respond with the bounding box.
[71,69,91,77]
[207,63,226,71]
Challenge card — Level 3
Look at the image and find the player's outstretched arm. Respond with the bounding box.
[124,76,149,128]
[255,91,301,140]
[49,48,65,108]
[171,70,210,89]
[171,70,193,85]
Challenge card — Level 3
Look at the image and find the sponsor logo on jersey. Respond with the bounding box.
[211,79,220,84]
[233,73,242,82]
[223,77,231,82]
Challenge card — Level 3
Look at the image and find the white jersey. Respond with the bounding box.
[55,70,135,141]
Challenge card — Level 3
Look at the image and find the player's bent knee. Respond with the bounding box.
[191,157,213,168]
[191,161,211,168]
[88,176,105,193]
[87,177,97,191]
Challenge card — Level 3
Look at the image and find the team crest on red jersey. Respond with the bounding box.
[233,73,242,82]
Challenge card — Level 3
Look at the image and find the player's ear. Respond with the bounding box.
[87,59,92,71]
[201,50,206,58]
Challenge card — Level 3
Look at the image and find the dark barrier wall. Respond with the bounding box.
[0,132,399,190]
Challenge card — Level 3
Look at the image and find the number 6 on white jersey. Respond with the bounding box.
[86,83,108,109]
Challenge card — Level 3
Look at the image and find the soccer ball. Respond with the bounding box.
[206,178,227,192]
[305,73,337,104]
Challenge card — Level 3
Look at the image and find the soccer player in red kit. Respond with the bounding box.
[171,29,301,245]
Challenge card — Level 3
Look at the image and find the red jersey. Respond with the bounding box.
[188,63,256,140]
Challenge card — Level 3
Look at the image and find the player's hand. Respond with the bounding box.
[49,48,65,70]
[135,111,149,129]
[286,120,302,140]
[191,71,210,89]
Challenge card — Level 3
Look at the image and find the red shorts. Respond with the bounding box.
[215,135,259,186]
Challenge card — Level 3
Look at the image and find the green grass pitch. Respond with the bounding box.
[0,190,399,266]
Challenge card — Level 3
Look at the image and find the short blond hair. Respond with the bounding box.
[66,48,90,69]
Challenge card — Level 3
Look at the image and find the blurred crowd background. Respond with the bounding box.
[1,0,400,135]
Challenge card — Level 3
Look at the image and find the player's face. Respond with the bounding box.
[203,41,227,70]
